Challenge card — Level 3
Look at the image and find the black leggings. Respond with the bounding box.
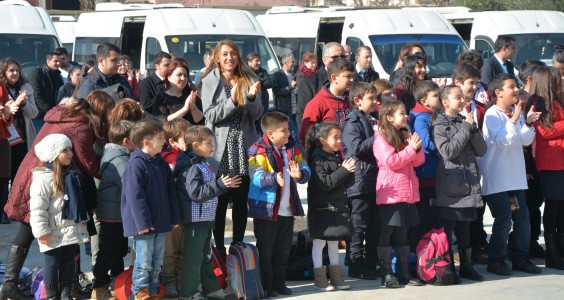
[379,225,408,247]
[213,176,250,252]
[442,219,471,250]
[543,199,564,234]
[44,244,78,287]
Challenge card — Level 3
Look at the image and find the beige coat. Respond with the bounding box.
[29,168,90,253]
[7,83,38,149]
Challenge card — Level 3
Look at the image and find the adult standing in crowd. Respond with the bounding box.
[154,57,204,124]
[117,55,140,100]
[343,44,352,61]
[272,53,300,145]
[296,42,344,131]
[78,43,134,100]
[0,82,15,225]
[354,46,379,83]
[56,47,80,85]
[0,59,39,217]
[481,36,516,85]
[29,52,63,132]
[139,51,172,114]
[0,92,114,300]
[247,52,272,113]
[201,40,262,258]
[194,48,214,86]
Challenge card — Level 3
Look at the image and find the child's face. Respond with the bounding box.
[496,79,520,106]
[331,70,355,94]
[456,77,479,101]
[192,135,215,158]
[56,147,73,166]
[355,92,378,115]
[143,132,166,157]
[442,87,465,115]
[170,136,187,152]
[415,63,427,82]
[267,122,290,148]
[422,89,440,110]
[320,128,342,153]
[305,61,317,70]
[387,105,408,129]
[379,89,397,104]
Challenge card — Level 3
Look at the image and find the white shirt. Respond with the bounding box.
[276,147,292,217]
[494,54,509,74]
[477,105,535,195]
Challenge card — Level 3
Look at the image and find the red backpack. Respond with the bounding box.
[416,227,457,285]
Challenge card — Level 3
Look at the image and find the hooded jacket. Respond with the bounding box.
[96,143,130,222]
[341,109,377,197]
[120,148,181,237]
[174,151,228,229]
[409,102,439,182]
[299,85,352,143]
[247,135,310,220]
[431,113,487,208]
[29,168,90,253]
[6,106,100,223]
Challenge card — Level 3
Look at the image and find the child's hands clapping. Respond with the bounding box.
[221,174,242,188]
[512,101,524,123]
[276,172,284,187]
[408,132,422,151]
[287,160,302,179]
[342,158,356,173]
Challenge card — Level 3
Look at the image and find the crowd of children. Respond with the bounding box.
[3,39,564,300]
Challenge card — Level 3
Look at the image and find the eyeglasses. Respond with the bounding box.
[326,54,347,59]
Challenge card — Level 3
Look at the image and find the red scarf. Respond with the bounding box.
[298,65,317,77]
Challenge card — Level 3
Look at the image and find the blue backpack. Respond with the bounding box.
[226,243,266,300]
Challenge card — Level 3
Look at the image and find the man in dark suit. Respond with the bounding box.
[139,51,172,114]
[481,36,516,85]
[354,46,379,83]
[296,42,345,132]
[29,52,64,132]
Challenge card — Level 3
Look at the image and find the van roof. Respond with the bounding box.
[95,2,184,11]
[76,8,264,38]
[472,10,564,36]
[0,5,59,36]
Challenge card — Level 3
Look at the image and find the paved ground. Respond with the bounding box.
[2,184,564,299]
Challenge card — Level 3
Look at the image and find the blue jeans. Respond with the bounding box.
[484,190,530,261]
[132,233,165,295]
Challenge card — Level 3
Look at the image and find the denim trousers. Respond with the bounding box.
[484,190,530,261]
[132,233,165,295]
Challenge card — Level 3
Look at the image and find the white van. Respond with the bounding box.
[0,0,61,78]
[257,6,467,79]
[73,3,280,79]
[52,16,77,57]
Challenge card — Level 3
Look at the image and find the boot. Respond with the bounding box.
[377,247,400,288]
[45,283,59,300]
[60,282,72,300]
[347,259,377,280]
[458,248,484,281]
[545,233,564,270]
[70,274,92,300]
[134,288,151,300]
[0,245,33,300]
[313,267,335,291]
[91,285,117,300]
[328,265,350,290]
[396,245,423,286]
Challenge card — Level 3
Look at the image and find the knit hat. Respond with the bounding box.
[35,134,72,163]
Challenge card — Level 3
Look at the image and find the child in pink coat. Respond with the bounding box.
[373,100,425,288]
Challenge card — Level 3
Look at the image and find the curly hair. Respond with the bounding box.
[0,58,26,88]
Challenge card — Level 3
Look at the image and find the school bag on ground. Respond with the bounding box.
[226,242,266,300]
[113,267,165,300]
[0,263,35,297]
[416,227,457,285]
[211,243,228,289]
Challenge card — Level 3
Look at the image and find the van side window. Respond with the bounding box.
[346,37,364,61]
[146,37,162,67]
[475,40,493,60]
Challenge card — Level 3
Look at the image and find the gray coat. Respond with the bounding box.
[431,113,487,208]
[96,143,130,221]
[200,68,263,173]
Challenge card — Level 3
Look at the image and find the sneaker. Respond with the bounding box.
[273,285,292,296]
[487,260,512,276]
[529,240,546,259]
[207,289,226,299]
[513,259,542,274]
[134,288,151,300]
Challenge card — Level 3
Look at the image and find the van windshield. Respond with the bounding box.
[269,38,317,66]
[165,35,280,76]
[0,34,60,79]
[74,37,121,64]
[369,34,467,78]
[507,33,564,67]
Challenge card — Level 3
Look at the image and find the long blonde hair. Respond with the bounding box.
[213,40,256,110]
[52,158,72,196]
